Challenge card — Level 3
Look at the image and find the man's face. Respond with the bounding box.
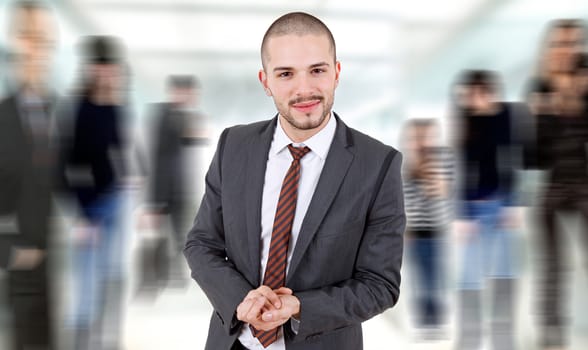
[10,7,56,87]
[546,27,584,74]
[170,87,198,108]
[259,34,340,132]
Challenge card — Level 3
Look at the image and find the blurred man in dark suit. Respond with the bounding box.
[0,1,58,349]
[138,75,207,293]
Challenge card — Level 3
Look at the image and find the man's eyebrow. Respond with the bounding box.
[272,62,330,73]
[309,62,330,69]
[273,66,293,72]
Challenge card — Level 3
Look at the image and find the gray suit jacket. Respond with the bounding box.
[0,94,56,269]
[184,114,405,350]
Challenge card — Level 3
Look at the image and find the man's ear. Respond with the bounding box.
[259,69,272,96]
[334,61,341,88]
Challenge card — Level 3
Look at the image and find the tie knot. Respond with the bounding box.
[287,144,311,161]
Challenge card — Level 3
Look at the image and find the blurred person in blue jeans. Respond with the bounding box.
[400,118,453,341]
[452,70,523,350]
[59,36,130,350]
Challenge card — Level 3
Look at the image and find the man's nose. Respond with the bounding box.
[294,73,313,95]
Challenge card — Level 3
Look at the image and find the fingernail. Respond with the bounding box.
[265,313,273,320]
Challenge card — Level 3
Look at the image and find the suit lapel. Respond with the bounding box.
[4,95,33,148]
[287,115,354,283]
[6,92,57,145]
[245,117,277,286]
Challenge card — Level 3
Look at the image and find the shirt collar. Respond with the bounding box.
[271,112,337,160]
[18,90,44,108]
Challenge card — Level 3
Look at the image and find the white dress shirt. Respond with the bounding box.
[238,114,337,349]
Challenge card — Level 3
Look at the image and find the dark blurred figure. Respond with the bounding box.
[0,1,58,349]
[525,19,588,350]
[452,70,522,350]
[137,75,208,296]
[59,36,130,350]
[401,118,452,341]
[535,20,584,97]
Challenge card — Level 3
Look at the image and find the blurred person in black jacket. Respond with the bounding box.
[452,70,523,350]
[0,1,59,349]
[137,75,208,294]
[60,35,130,350]
[525,19,588,350]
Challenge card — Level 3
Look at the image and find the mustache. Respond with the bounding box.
[289,95,324,106]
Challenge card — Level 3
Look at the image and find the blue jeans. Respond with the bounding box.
[71,191,124,329]
[409,236,444,326]
[459,199,516,290]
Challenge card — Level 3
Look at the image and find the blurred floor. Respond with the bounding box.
[119,211,588,350]
[1,207,588,350]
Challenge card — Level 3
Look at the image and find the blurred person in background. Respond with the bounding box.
[534,20,585,100]
[0,1,59,348]
[137,74,209,296]
[400,118,452,341]
[451,70,522,350]
[59,35,130,350]
[525,19,588,350]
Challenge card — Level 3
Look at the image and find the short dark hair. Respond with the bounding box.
[80,35,124,64]
[550,18,586,32]
[167,75,200,90]
[456,69,500,94]
[260,12,336,68]
[11,0,48,12]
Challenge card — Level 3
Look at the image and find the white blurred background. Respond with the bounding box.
[1,1,588,349]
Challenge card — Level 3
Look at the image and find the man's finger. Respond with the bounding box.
[274,287,292,295]
[257,285,282,309]
[245,289,261,301]
[261,307,289,323]
[237,299,256,321]
[245,296,266,322]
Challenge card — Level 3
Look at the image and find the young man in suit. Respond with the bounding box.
[0,1,58,349]
[184,12,405,350]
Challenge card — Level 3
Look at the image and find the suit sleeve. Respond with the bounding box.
[183,128,254,335]
[289,151,405,342]
[148,109,171,209]
[0,99,30,268]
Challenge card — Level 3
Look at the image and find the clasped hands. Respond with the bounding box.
[236,285,300,331]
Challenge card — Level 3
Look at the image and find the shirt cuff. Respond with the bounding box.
[290,316,300,334]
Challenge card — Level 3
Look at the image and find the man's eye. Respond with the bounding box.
[278,72,292,78]
[312,68,325,74]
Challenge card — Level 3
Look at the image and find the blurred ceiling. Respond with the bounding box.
[3,0,588,142]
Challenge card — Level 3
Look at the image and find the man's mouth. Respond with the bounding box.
[291,98,322,113]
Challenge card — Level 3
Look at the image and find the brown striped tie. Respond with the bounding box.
[252,144,311,348]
